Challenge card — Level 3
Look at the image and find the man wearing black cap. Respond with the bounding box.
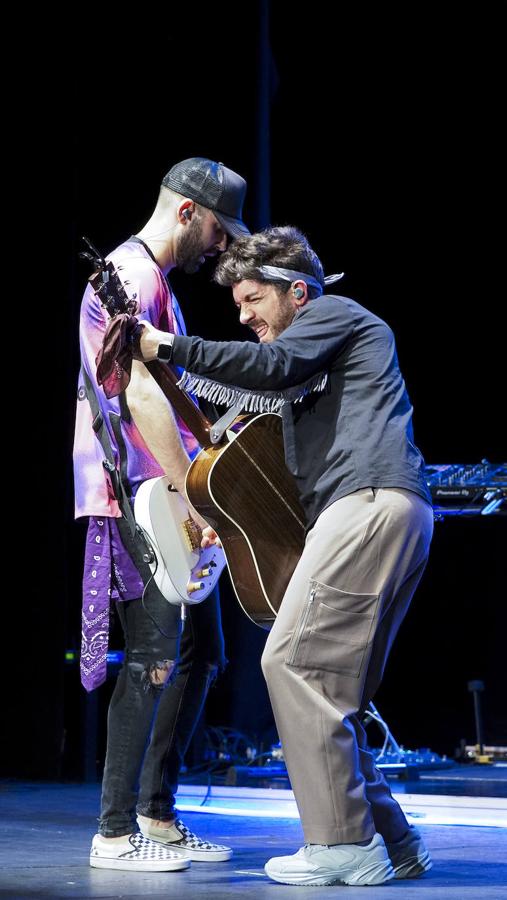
[161,157,249,241]
[74,158,249,871]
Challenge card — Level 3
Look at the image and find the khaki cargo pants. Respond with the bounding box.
[261,487,434,845]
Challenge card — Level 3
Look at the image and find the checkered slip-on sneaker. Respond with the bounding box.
[385,826,433,878]
[90,832,191,871]
[137,816,233,861]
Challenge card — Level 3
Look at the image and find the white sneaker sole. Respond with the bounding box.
[90,855,190,871]
[265,858,394,886]
[182,847,233,862]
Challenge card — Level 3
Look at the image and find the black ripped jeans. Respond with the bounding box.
[99,587,226,837]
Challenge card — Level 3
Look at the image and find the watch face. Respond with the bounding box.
[157,342,173,361]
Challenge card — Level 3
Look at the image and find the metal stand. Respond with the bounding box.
[467,680,493,764]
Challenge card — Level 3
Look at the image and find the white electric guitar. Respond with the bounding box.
[134,476,226,606]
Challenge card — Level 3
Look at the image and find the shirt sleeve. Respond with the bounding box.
[105,245,169,328]
[171,297,355,391]
[124,263,167,328]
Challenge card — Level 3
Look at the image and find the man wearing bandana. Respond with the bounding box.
[138,225,435,887]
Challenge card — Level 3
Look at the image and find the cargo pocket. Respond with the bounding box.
[285,579,379,677]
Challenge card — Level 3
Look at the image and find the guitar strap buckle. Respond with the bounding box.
[210,402,243,444]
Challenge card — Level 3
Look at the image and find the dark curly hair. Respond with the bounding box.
[214,226,325,298]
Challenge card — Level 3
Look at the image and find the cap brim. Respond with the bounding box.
[214,211,250,239]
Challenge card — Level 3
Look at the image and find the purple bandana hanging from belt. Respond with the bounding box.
[80,516,144,692]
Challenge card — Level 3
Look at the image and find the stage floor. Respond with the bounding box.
[1,775,506,899]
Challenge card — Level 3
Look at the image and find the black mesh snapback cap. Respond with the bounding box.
[162,157,249,239]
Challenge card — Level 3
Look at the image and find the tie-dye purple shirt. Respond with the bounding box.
[73,239,199,518]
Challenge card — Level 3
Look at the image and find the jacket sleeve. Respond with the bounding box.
[171,297,354,391]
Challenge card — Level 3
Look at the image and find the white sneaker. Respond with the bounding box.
[264,834,395,886]
[385,826,433,878]
[90,832,191,871]
[137,815,232,861]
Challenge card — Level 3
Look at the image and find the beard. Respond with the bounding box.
[175,216,207,274]
[268,304,296,339]
[258,295,296,341]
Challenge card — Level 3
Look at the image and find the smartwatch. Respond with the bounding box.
[156,337,174,362]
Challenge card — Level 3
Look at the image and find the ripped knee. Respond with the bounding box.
[140,659,176,691]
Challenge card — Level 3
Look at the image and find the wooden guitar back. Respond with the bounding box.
[186,414,306,627]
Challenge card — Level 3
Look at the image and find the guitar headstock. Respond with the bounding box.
[80,236,138,318]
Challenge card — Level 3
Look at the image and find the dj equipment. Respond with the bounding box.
[425,461,506,516]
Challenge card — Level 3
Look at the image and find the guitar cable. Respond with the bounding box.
[138,528,185,639]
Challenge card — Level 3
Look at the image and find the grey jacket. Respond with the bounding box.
[171,295,432,528]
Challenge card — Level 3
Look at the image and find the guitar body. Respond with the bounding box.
[185,413,306,628]
[134,476,226,605]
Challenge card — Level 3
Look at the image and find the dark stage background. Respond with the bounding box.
[7,7,505,781]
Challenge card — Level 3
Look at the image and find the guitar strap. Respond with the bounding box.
[210,402,244,444]
[81,367,152,558]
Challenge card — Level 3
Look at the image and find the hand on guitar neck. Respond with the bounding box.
[135,321,172,362]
